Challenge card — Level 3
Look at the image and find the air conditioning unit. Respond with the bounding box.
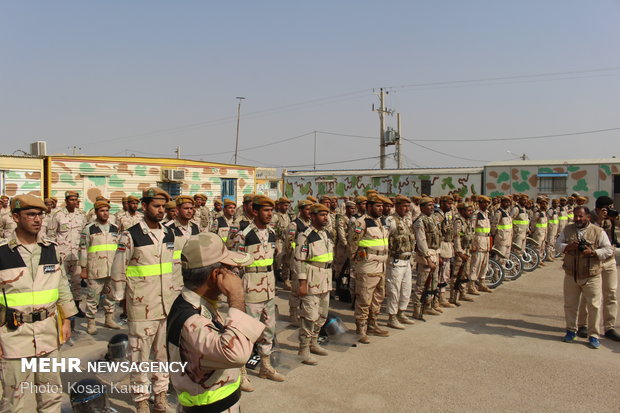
[162,169,185,181]
[30,141,47,156]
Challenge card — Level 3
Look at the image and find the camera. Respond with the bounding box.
[607,208,619,218]
[578,239,590,252]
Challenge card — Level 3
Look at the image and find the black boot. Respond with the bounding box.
[577,326,588,338]
[74,300,86,318]
[604,328,620,342]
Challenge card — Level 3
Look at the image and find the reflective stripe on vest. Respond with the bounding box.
[549,219,559,224]
[513,220,529,225]
[535,223,548,228]
[559,216,568,221]
[496,224,512,230]
[3,288,59,307]
[358,238,388,247]
[178,376,241,407]
[248,258,274,267]
[475,227,491,233]
[567,214,574,219]
[87,244,118,253]
[126,262,173,277]
[308,252,334,263]
[173,250,182,260]
[291,242,297,249]
[221,237,228,242]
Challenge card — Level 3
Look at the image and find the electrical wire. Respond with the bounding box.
[402,138,489,163]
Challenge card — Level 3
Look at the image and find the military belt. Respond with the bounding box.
[307,261,333,269]
[182,388,241,413]
[245,265,273,273]
[365,249,388,256]
[391,253,412,260]
[15,308,55,323]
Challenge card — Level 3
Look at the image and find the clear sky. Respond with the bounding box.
[2,0,620,170]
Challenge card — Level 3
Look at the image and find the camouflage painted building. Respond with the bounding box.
[47,156,256,213]
[255,167,282,200]
[0,155,44,197]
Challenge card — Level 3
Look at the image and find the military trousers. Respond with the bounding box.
[385,258,412,315]
[532,229,547,257]
[85,276,116,319]
[512,229,527,253]
[413,256,439,307]
[452,256,470,292]
[438,257,451,293]
[274,239,289,281]
[354,272,385,321]
[0,349,62,413]
[469,250,489,283]
[128,318,169,402]
[61,256,82,300]
[546,226,559,258]
[564,273,602,338]
[577,256,618,331]
[333,243,348,279]
[299,292,329,345]
[246,298,277,356]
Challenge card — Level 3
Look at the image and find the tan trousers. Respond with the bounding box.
[128,319,169,402]
[469,251,489,283]
[0,349,62,413]
[85,276,116,318]
[413,261,439,307]
[564,273,602,338]
[274,239,289,281]
[299,292,329,345]
[246,299,277,356]
[333,243,348,278]
[61,257,82,300]
[577,257,617,331]
[354,273,385,321]
[385,259,412,315]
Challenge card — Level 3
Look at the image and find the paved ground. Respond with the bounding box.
[23,255,620,412]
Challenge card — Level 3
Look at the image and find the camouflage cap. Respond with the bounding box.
[311,203,329,214]
[176,195,195,206]
[0,194,8,200]
[65,191,79,199]
[11,194,47,212]
[194,194,207,201]
[142,187,171,202]
[253,195,275,208]
[306,195,318,203]
[224,199,237,206]
[355,195,367,204]
[276,197,291,204]
[182,232,254,270]
[419,196,434,206]
[127,195,140,202]
[213,199,223,205]
[298,199,313,208]
[94,200,110,210]
[165,200,177,210]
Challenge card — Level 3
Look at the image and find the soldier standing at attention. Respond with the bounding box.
[47,190,87,319]
[354,195,368,218]
[272,197,292,288]
[491,195,513,265]
[333,201,356,280]
[348,195,390,343]
[212,199,223,218]
[232,196,285,384]
[385,195,416,329]
[210,199,237,245]
[167,232,264,412]
[546,198,560,261]
[558,197,569,236]
[0,204,17,240]
[530,197,549,266]
[286,200,313,326]
[433,195,456,309]
[118,195,143,231]
[78,200,122,335]
[0,194,9,216]
[294,203,333,365]
[511,194,531,256]
[470,195,493,293]
[0,195,78,412]
[319,195,337,242]
[115,196,128,224]
[162,200,177,225]
[412,197,442,319]
[191,194,206,230]
[229,194,256,245]
[166,195,200,292]
[451,202,476,305]
[111,187,177,413]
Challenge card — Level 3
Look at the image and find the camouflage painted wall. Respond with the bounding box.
[0,156,44,197]
[284,169,483,202]
[484,162,620,201]
[50,157,255,212]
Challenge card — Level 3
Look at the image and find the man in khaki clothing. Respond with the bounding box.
[0,195,77,413]
[210,198,237,244]
[530,197,549,266]
[295,203,333,365]
[433,195,456,309]
[0,194,9,216]
[272,197,292,288]
[511,194,530,255]
[469,195,493,293]
[166,195,200,293]
[78,200,122,335]
[451,202,476,305]
[111,187,178,413]
[117,195,143,231]
[286,200,313,325]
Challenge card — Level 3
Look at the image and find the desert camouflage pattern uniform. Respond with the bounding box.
[469,209,491,286]
[491,207,513,262]
[210,215,235,244]
[433,209,454,296]
[271,211,291,281]
[412,214,441,310]
[286,217,310,322]
[511,204,530,253]
[530,207,548,259]
[546,206,559,258]
[117,210,143,232]
[166,219,200,292]
[452,213,475,293]
[0,213,17,240]
[385,212,414,316]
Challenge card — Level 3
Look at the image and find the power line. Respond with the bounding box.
[187,131,315,157]
[403,138,489,163]
[414,126,620,142]
[238,154,385,169]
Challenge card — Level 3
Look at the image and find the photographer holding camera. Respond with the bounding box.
[556,205,614,348]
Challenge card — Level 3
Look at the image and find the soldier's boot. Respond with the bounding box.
[424,302,441,316]
[153,391,169,413]
[431,299,444,314]
[86,318,97,335]
[477,282,493,293]
[289,307,300,327]
[298,345,318,365]
[135,400,150,413]
[74,300,86,318]
[449,289,461,307]
[258,354,286,382]
[367,318,390,337]
[397,310,415,325]
[356,321,370,344]
[104,313,121,329]
[459,289,475,302]
[412,304,422,320]
[439,292,456,308]
[467,281,481,296]
[310,338,329,356]
[240,366,255,392]
[387,314,405,330]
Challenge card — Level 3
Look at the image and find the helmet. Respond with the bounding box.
[106,333,129,362]
[70,378,109,413]
[321,314,346,337]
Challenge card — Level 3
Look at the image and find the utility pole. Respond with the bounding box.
[378,88,386,169]
[396,113,402,169]
[313,131,317,170]
[234,96,245,164]
[175,146,181,159]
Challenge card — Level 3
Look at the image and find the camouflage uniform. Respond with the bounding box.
[511,204,530,253]
[78,221,120,319]
[470,208,492,291]
[166,219,200,293]
[271,211,291,282]
[546,206,559,259]
[0,213,16,240]
[286,216,310,324]
[210,214,236,244]
[226,212,254,249]
[412,213,441,316]
[117,210,143,232]
[433,208,454,304]
[452,212,475,303]
[558,203,569,235]
[110,219,178,403]
[530,206,548,259]
[47,206,87,299]
[0,232,78,413]
[491,207,513,261]
[385,211,415,318]
[333,211,353,278]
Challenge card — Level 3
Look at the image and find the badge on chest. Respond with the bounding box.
[43,264,56,274]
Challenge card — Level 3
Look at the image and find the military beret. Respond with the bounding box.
[319,195,331,202]
[213,199,223,205]
[194,194,207,201]
[243,194,255,203]
[253,195,275,208]
[457,202,473,210]
[439,195,454,202]
[576,195,587,202]
[345,201,356,207]
[277,197,291,204]
[366,189,378,196]
[50,197,58,202]
[298,199,313,208]
[311,203,330,214]
[381,196,393,206]
[142,187,171,202]
[536,196,548,203]
[94,200,110,210]
[478,195,491,202]
[559,197,567,201]
[0,194,8,200]
[355,196,367,203]
[330,195,339,200]
[367,195,384,204]
[394,195,410,204]
[500,195,512,201]
[567,196,575,201]
[176,195,195,206]
[224,199,237,207]
[127,195,140,202]
[121,196,128,202]
[95,195,108,202]
[11,194,47,212]
[411,195,421,201]
[306,195,318,203]
[165,200,177,210]
[44,197,53,203]
[419,196,434,206]
[182,232,253,270]
[65,191,79,199]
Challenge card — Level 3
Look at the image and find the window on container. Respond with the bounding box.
[421,180,431,196]
[270,181,279,190]
[221,178,237,201]
[537,173,567,194]
[159,182,182,198]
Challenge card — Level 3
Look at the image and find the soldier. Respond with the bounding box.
[115,196,129,223]
[470,195,493,293]
[118,195,143,231]
[162,200,177,224]
[306,195,318,203]
[232,195,285,384]
[294,203,333,365]
[0,205,17,239]
[348,195,390,343]
[40,197,55,234]
[530,197,549,266]
[192,193,207,230]
[0,195,78,412]
[382,197,393,218]
[511,194,531,256]
[451,202,476,305]
[546,198,560,261]
[319,195,336,242]
[47,190,87,319]
[333,201,356,280]
[410,196,422,222]
[210,199,237,244]
[412,197,442,319]
[329,195,340,215]
[558,197,569,236]
[491,195,514,264]
[50,196,58,211]
[354,195,367,218]
[566,196,576,223]
[212,199,223,218]
[85,195,109,223]
[78,200,122,335]
[110,187,178,413]
[166,195,200,292]
[271,197,292,288]
[287,200,313,326]
[433,195,456,309]
[0,194,9,216]
[167,232,264,411]
[229,194,256,244]
[385,195,416,329]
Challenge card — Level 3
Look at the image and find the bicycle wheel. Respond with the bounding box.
[522,246,540,272]
[503,252,524,281]
[486,259,504,289]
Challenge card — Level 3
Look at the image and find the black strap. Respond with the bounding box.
[182,388,241,413]
[167,295,200,347]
